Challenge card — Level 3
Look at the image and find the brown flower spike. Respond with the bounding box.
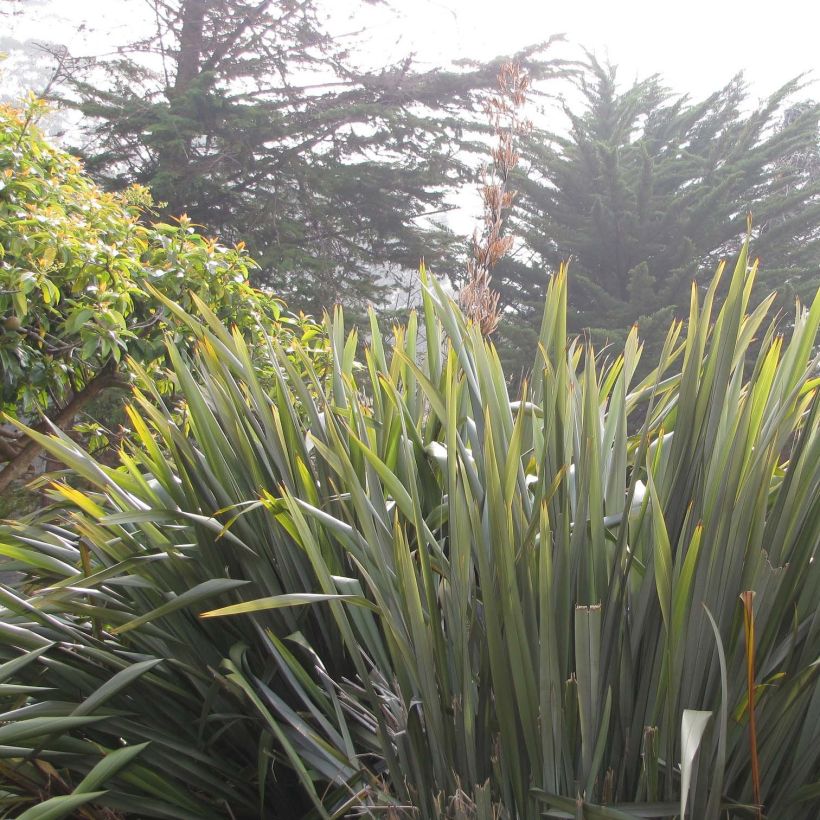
[459,62,530,336]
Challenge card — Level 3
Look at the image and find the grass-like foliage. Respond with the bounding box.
[0,243,818,818]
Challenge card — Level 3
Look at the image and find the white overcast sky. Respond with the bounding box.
[6,0,820,103]
[350,0,820,100]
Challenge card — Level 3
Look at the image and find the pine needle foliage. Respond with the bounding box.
[0,244,818,818]
[496,58,820,372]
[53,0,569,316]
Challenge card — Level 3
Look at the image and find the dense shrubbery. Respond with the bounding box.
[0,99,326,497]
[0,238,817,817]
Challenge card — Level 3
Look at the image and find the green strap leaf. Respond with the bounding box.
[72,659,164,716]
[111,578,249,634]
[15,792,108,820]
[75,742,151,794]
[200,592,378,618]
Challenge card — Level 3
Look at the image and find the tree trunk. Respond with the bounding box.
[0,364,126,496]
[153,0,208,210]
[174,0,208,94]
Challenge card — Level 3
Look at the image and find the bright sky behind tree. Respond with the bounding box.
[5,0,818,236]
[342,0,818,101]
[6,0,819,103]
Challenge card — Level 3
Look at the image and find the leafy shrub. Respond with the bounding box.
[0,97,325,498]
[0,245,818,818]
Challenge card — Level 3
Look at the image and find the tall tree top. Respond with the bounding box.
[493,56,820,372]
[52,0,569,315]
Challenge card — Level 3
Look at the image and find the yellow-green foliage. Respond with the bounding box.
[0,97,318,419]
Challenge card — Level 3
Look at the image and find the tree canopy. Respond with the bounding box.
[494,59,820,369]
[55,0,567,315]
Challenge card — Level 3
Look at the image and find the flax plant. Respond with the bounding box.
[0,241,818,818]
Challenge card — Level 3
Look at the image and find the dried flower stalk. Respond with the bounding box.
[459,62,530,336]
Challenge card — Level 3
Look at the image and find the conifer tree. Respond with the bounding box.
[495,58,820,368]
[52,0,565,316]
